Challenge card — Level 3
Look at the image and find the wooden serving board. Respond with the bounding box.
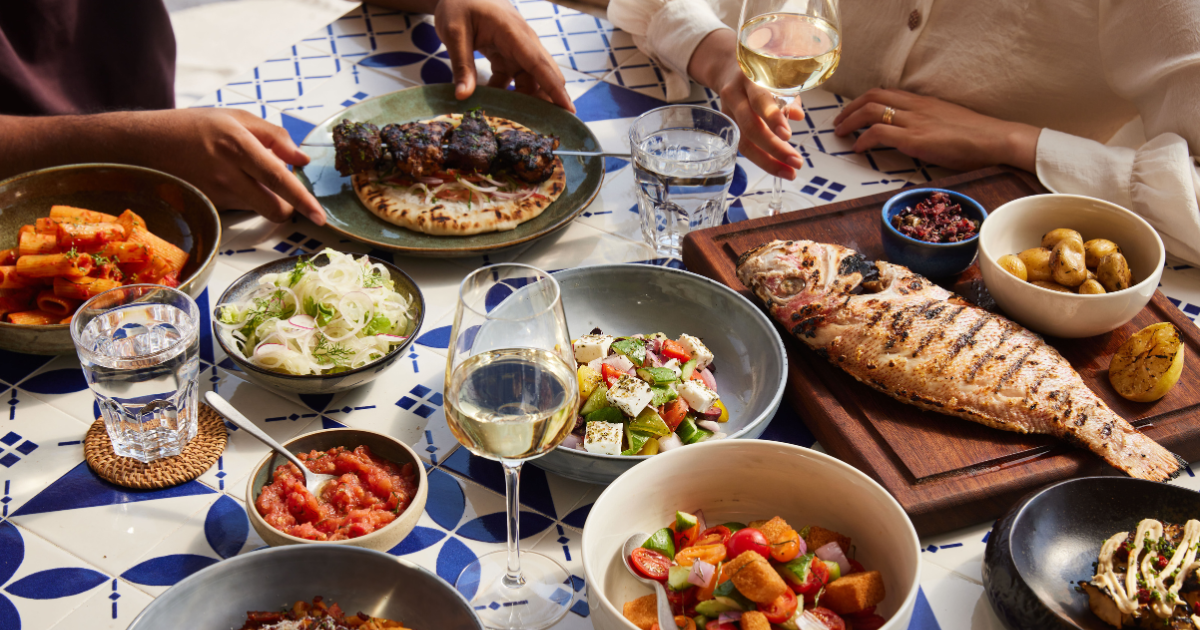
[681,166,1200,535]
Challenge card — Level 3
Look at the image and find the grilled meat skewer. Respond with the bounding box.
[496,129,560,183]
[444,109,497,173]
[332,121,383,177]
[381,121,452,178]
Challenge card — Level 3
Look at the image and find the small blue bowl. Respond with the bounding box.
[881,188,987,278]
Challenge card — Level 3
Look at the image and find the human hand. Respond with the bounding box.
[688,29,805,179]
[435,0,573,111]
[833,88,1038,172]
[123,109,326,225]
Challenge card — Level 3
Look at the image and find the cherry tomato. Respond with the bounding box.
[758,587,798,624]
[847,558,865,575]
[770,528,802,563]
[674,543,727,567]
[705,621,737,630]
[695,525,732,547]
[660,398,690,430]
[601,363,624,388]
[630,547,671,582]
[661,339,692,361]
[842,607,886,630]
[675,523,700,550]
[794,558,831,597]
[665,585,696,617]
[725,527,771,560]
[806,608,847,630]
[650,616,697,630]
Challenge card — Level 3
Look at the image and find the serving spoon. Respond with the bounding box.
[205,391,337,497]
[622,533,677,630]
[299,140,630,159]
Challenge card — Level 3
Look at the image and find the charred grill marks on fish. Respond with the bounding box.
[735,239,1183,482]
[496,129,560,183]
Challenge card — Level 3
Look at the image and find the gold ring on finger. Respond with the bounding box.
[881,106,896,125]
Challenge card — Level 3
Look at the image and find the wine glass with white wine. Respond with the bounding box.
[444,264,579,630]
[737,0,841,216]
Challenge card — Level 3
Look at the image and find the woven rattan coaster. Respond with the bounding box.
[84,403,227,489]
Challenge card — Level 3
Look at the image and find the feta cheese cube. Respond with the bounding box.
[663,358,682,379]
[605,374,654,417]
[584,421,624,455]
[677,379,719,414]
[677,334,714,370]
[573,334,615,364]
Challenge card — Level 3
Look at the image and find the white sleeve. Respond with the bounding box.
[1035,0,1200,266]
[607,0,734,102]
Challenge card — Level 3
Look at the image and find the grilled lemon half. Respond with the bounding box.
[1109,323,1186,402]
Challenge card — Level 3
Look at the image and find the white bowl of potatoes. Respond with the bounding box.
[978,194,1164,338]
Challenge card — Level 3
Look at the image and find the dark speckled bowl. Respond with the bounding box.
[0,163,220,355]
[983,477,1200,630]
[880,187,987,278]
[213,254,424,395]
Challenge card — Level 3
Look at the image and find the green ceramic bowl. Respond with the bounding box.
[295,84,604,257]
[0,163,220,355]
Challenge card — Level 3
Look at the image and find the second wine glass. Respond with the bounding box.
[444,263,579,630]
[737,0,841,216]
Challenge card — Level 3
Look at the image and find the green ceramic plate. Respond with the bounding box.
[295,84,604,257]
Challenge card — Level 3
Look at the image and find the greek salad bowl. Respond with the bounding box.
[583,440,922,630]
[529,264,788,485]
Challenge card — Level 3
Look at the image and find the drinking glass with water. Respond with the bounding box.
[70,285,201,463]
[630,105,740,258]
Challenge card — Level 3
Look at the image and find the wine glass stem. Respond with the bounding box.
[502,460,525,589]
[768,94,792,217]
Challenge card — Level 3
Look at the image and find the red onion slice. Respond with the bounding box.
[253,343,286,357]
[698,367,717,391]
[479,174,507,187]
[561,433,582,450]
[694,509,707,535]
[815,541,850,576]
[687,560,715,587]
[418,176,442,185]
[718,611,742,626]
[287,315,315,329]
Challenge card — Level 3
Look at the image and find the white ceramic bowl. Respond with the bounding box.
[978,194,1164,338]
[582,440,921,630]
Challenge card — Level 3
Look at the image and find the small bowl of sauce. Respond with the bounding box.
[880,188,988,278]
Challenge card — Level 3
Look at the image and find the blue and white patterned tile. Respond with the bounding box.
[198,261,253,371]
[219,42,346,114]
[299,5,421,61]
[526,522,590,623]
[574,164,640,239]
[353,19,455,86]
[278,64,418,125]
[1169,459,1200,492]
[187,87,281,121]
[218,211,278,251]
[1161,264,1200,326]
[198,369,324,499]
[0,391,88,519]
[0,349,54,391]
[9,468,218,577]
[918,521,993,584]
[47,577,152,630]
[18,356,98,426]
[0,521,113,630]
[918,560,1001,630]
[556,484,603,532]
[516,2,636,78]
[441,447,592,521]
[300,349,460,467]
[393,254,474,354]
[118,494,264,596]
[516,222,658,271]
[795,149,912,209]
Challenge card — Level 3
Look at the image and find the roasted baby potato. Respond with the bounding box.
[1017,247,1054,283]
[1042,228,1083,249]
[1097,252,1132,292]
[1084,238,1121,268]
[998,254,1028,281]
[1051,239,1088,287]
[1109,323,1185,402]
[1078,279,1106,294]
[1031,280,1074,293]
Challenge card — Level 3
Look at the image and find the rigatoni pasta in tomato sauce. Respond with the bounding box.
[0,205,188,325]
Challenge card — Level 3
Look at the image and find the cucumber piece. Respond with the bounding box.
[667,565,693,591]
[611,338,646,367]
[629,408,671,437]
[622,430,653,456]
[822,559,842,581]
[693,615,711,629]
[579,383,610,415]
[636,367,679,385]
[676,416,713,445]
[675,511,699,532]
[714,592,753,611]
[722,522,747,533]
[642,527,676,560]
[776,607,804,630]
[650,385,678,408]
[777,553,816,588]
[585,407,623,425]
[646,332,670,343]
[694,600,739,616]
[679,358,699,380]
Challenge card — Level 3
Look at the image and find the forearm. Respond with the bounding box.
[0,112,147,181]
[998,121,1038,173]
[686,28,737,91]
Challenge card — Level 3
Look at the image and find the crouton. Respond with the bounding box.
[740,610,771,630]
[821,570,886,615]
[622,594,658,630]
[756,516,792,544]
[803,525,852,555]
[722,550,758,576]
[728,551,788,603]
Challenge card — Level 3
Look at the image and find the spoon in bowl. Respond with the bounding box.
[622,533,677,630]
[204,391,336,497]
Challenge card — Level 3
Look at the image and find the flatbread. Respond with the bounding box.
[353,114,567,236]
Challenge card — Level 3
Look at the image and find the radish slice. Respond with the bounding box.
[688,560,715,587]
[657,433,683,452]
[815,541,850,576]
[697,420,720,432]
[287,315,315,329]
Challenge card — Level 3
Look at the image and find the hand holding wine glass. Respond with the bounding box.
[444,264,579,630]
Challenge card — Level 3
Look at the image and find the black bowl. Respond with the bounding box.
[212,254,424,395]
[982,476,1200,629]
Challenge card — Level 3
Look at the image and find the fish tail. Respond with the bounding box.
[1090,424,1185,482]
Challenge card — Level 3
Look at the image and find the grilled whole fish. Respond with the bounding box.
[736,239,1183,481]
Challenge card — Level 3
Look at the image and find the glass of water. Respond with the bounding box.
[631,105,740,258]
[70,284,201,463]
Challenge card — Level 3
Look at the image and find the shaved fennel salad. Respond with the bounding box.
[215,249,415,375]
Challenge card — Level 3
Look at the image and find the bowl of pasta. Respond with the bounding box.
[212,249,424,395]
[0,163,220,355]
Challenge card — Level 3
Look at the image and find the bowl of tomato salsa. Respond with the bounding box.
[246,428,428,551]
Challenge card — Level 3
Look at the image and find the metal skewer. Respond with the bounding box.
[299,141,628,160]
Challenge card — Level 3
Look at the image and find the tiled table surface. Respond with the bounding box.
[3,3,1200,630]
